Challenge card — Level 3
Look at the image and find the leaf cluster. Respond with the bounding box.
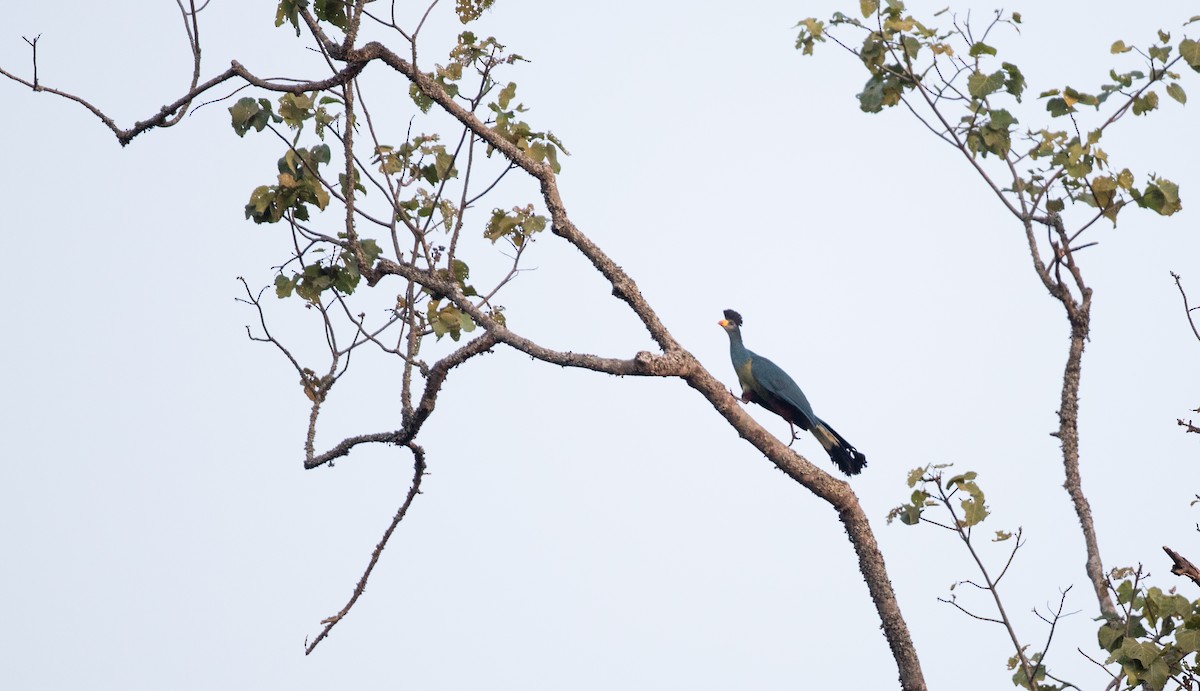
[796,2,1199,224]
[1098,569,1200,691]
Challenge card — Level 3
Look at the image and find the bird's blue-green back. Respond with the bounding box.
[725,323,818,427]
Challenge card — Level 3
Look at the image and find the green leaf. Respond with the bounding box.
[229,98,278,137]
[794,18,826,55]
[278,92,316,128]
[1045,97,1070,118]
[310,144,332,165]
[857,73,904,112]
[459,311,476,333]
[967,70,1005,99]
[275,0,306,36]
[1176,628,1200,653]
[1098,622,1124,652]
[409,83,434,114]
[1047,198,1064,213]
[313,0,348,29]
[359,238,383,264]
[1134,177,1181,216]
[1111,40,1132,54]
[455,0,495,23]
[859,0,879,17]
[1120,638,1160,667]
[452,259,470,282]
[434,151,457,181]
[1132,91,1160,115]
[969,42,997,57]
[1149,44,1172,63]
[1182,39,1200,72]
[274,274,296,298]
[946,472,989,526]
[497,82,517,109]
[1001,62,1025,101]
[1167,82,1187,104]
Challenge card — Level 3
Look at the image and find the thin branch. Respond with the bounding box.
[304,329,499,469]
[305,442,426,654]
[22,34,39,88]
[1171,272,1200,343]
[938,595,1005,624]
[0,58,368,146]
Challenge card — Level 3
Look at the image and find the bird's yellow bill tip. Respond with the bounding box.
[718,319,729,327]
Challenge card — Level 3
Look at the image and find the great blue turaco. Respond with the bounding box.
[718,309,867,476]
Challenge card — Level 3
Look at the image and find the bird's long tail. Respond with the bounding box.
[812,419,867,476]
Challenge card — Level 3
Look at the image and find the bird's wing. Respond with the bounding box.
[749,354,818,428]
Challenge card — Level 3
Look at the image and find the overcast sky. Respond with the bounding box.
[4,1,1200,689]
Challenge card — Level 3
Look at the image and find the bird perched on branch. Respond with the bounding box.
[718,309,867,476]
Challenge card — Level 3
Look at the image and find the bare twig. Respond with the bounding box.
[1171,272,1200,343]
[22,34,39,88]
[305,442,427,654]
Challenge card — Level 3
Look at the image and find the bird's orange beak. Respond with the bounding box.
[718,319,730,327]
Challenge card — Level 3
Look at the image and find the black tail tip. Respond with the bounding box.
[831,446,867,476]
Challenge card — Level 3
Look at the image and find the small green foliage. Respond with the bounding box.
[425,299,475,341]
[313,0,348,29]
[1089,175,1121,220]
[339,168,366,198]
[1007,649,1054,690]
[969,41,997,57]
[273,238,380,303]
[996,62,1025,101]
[244,144,332,224]
[968,70,1006,99]
[278,92,317,129]
[455,0,494,23]
[1167,82,1188,104]
[409,82,435,114]
[1133,90,1160,115]
[886,464,953,525]
[967,108,1017,158]
[1131,176,1182,216]
[1112,40,1133,54]
[229,98,282,136]
[1149,44,1173,63]
[484,205,548,246]
[497,82,517,109]
[486,82,569,173]
[945,471,989,527]
[275,0,306,36]
[1099,568,1200,691]
[857,71,905,112]
[795,18,826,55]
[1182,39,1200,72]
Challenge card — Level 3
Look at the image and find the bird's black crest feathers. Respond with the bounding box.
[723,309,743,326]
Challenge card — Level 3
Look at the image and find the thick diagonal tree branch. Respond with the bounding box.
[1163,546,1200,589]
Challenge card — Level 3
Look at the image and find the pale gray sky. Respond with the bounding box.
[3,1,1199,689]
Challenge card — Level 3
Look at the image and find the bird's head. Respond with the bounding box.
[718,309,743,332]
